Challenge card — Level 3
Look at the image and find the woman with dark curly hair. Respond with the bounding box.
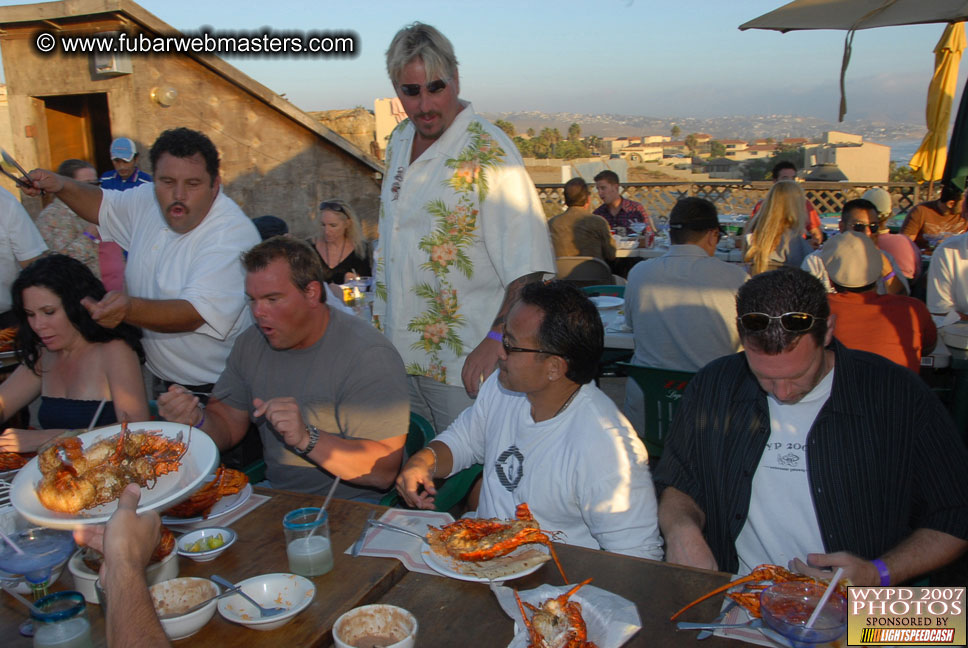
[0,254,149,452]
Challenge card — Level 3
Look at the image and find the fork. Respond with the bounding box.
[677,618,763,631]
[210,575,287,618]
[366,519,430,544]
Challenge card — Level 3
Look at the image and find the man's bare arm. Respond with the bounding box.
[658,486,719,571]
[83,293,205,333]
[460,271,544,396]
[26,169,103,224]
[802,528,968,586]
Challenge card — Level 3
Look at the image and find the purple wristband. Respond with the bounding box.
[487,330,502,343]
[872,559,890,586]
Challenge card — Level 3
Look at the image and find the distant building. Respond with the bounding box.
[803,131,889,183]
[620,145,663,163]
[705,157,743,179]
[374,97,407,159]
[0,0,384,239]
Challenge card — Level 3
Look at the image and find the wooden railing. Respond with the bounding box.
[535,181,923,222]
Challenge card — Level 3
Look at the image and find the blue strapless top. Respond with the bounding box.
[38,397,117,430]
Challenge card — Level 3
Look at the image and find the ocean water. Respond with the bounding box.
[888,138,925,165]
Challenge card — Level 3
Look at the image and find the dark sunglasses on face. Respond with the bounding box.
[399,79,448,97]
[738,311,819,333]
[851,222,878,233]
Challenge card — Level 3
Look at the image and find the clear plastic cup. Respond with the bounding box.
[31,591,93,648]
[283,508,333,577]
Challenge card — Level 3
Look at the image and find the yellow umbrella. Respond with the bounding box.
[910,21,966,184]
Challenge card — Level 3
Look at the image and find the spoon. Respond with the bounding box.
[210,575,287,618]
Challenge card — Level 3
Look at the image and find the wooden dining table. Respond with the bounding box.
[0,487,743,647]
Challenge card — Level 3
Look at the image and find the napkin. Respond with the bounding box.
[491,582,641,648]
[346,508,454,576]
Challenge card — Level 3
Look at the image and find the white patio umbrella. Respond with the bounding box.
[740,0,968,120]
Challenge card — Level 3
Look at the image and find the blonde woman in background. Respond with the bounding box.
[308,199,371,283]
[744,180,814,276]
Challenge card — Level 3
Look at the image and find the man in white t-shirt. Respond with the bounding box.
[655,268,968,585]
[396,281,663,559]
[26,128,260,392]
[0,186,47,327]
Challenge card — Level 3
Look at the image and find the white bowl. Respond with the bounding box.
[217,573,315,631]
[334,604,418,648]
[70,548,178,604]
[150,577,220,640]
[176,527,237,562]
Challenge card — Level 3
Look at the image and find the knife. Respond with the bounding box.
[350,510,377,557]
[697,599,737,640]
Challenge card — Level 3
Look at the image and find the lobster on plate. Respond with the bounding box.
[426,502,567,581]
[669,563,848,621]
[35,422,188,514]
[515,578,598,648]
[0,452,31,471]
[163,465,248,519]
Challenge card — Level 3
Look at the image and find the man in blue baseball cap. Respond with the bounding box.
[100,137,151,191]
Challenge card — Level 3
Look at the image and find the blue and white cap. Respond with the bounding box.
[109,137,137,161]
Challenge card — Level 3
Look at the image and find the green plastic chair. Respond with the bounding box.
[380,412,483,513]
[582,285,625,298]
[617,362,694,461]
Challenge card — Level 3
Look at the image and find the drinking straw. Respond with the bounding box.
[1,584,43,614]
[309,476,341,537]
[86,398,108,432]
[805,567,844,629]
[0,529,24,555]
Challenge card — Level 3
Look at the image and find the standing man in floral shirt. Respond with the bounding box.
[593,169,656,235]
[374,22,555,432]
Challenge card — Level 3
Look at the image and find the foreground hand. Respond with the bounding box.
[395,451,437,510]
[252,397,307,449]
[0,428,47,453]
[81,291,131,329]
[791,553,879,586]
[24,169,65,197]
[461,336,501,398]
[157,386,202,426]
[74,484,160,576]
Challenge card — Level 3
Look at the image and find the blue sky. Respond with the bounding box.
[1,0,965,123]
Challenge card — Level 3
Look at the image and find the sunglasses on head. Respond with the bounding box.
[399,79,448,97]
[851,222,878,233]
[319,201,345,213]
[738,312,819,333]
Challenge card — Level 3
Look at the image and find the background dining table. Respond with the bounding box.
[1,487,741,647]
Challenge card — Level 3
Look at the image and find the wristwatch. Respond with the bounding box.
[295,424,320,456]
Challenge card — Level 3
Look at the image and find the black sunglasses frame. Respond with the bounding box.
[501,333,564,358]
[851,222,878,233]
[737,311,819,333]
[399,79,449,97]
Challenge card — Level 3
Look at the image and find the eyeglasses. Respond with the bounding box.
[851,222,878,233]
[319,201,345,213]
[501,334,563,357]
[737,312,819,333]
[399,79,449,97]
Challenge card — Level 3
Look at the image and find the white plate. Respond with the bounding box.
[589,296,624,310]
[162,482,252,526]
[421,544,550,583]
[11,422,217,530]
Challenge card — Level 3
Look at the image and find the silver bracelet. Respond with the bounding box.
[425,444,438,478]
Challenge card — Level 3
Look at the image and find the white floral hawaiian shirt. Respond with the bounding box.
[374,102,554,387]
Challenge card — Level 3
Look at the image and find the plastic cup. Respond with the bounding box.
[31,591,93,648]
[283,508,333,577]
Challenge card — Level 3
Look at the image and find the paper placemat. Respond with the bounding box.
[166,492,270,531]
[346,508,454,575]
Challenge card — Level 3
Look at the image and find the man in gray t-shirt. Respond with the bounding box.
[159,238,409,501]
